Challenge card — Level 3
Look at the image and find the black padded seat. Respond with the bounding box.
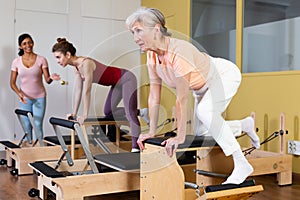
[85,116,128,122]
[44,135,81,145]
[0,141,20,149]
[94,152,140,171]
[145,135,217,149]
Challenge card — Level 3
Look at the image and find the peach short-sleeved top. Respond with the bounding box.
[11,55,48,99]
[147,37,210,90]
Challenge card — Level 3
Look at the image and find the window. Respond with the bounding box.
[191,0,236,62]
[191,0,300,73]
[243,0,300,72]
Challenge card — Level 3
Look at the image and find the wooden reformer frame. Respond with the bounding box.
[0,111,131,176]
[0,109,66,175]
[29,112,292,199]
[29,117,139,200]
[141,139,264,200]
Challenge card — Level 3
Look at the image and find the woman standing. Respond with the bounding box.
[10,33,60,142]
[126,7,260,184]
[52,38,141,152]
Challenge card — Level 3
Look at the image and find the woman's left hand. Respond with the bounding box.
[50,73,61,81]
[161,137,183,157]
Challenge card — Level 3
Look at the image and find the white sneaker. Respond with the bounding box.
[139,108,150,125]
[131,148,140,153]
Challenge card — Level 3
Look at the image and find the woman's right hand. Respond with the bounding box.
[18,93,27,104]
[137,133,155,150]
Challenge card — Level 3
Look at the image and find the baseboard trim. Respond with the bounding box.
[293,172,300,181]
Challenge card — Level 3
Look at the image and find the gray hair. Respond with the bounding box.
[126,7,172,37]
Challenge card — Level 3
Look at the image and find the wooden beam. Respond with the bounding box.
[236,0,244,70]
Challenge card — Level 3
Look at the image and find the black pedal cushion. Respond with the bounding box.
[0,141,20,148]
[206,179,255,193]
[145,135,217,149]
[30,161,65,178]
[44,135,81,145]
[94,152,140,171]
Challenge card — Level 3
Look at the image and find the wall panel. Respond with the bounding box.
[81,0,140,20]
[0,0,16,150]
[16,0,69,14]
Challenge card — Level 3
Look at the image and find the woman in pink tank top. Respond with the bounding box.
[10,33,60,142]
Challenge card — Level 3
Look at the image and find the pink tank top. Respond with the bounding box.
[11,55,48,99]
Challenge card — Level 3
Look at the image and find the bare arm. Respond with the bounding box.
[162,73,191,157]
[42,58,60,84]
[81,60,94,118]
[76,59,95,123]
[137,76,162,150]
[72,70,83,117]
[42,67,60,84]
[174,73,191,142]
[148,81,162,136]
[10,70,26,103]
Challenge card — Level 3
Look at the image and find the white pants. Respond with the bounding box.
[194,57,242,156]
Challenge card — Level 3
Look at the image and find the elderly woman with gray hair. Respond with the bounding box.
[126,7,260,184]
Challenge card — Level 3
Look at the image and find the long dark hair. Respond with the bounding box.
[18,33,34,56]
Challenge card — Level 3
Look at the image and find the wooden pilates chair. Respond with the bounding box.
[141,136,264,200]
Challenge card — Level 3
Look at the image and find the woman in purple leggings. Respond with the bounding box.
[52,38,140,152]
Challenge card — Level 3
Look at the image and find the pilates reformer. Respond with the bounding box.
[141,135,264,200]
[28,117,140,200]
[187,112,292,188]
[241,113,292,186]
[186,115,291,199]
[0,109,65,176]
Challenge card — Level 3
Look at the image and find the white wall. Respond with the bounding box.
[0,0,17,147]
[0,0,141,151]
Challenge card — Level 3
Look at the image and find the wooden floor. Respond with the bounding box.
[0,165,299,200]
